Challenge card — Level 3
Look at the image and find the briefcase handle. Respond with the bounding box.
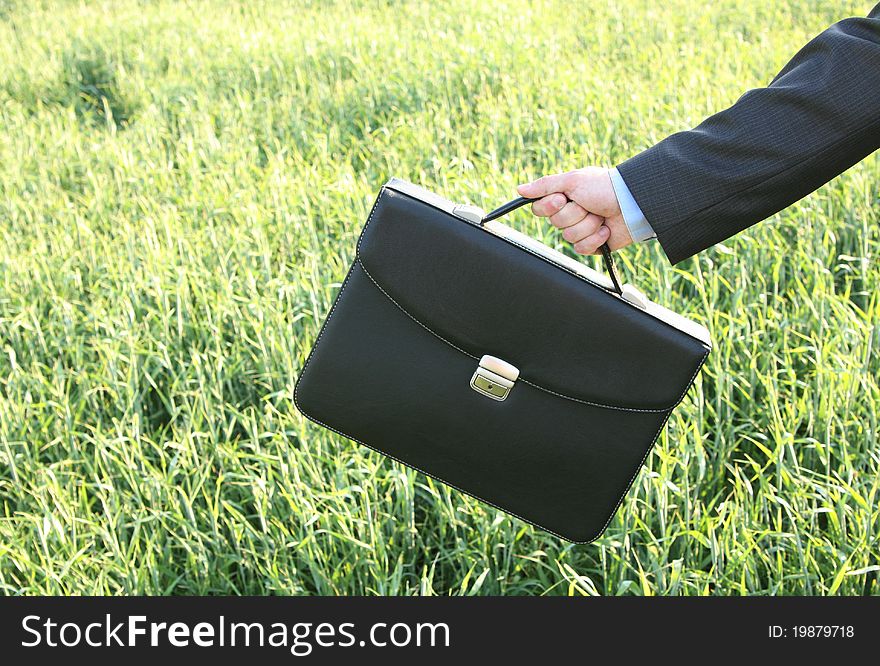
[482,196,624,295]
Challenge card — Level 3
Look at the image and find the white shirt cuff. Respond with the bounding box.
[609,167,656,242]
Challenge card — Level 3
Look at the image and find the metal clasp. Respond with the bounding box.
[620,283,649,309]
[452,204,486,225]
[470,355,520,401]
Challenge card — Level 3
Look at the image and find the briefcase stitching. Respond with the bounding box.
[293,187,711,543]
[353,186,709,413]
[356,256,704,414]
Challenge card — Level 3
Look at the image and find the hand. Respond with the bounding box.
[517,167,633,255]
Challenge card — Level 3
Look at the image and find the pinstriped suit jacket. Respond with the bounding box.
[617,4,880,265]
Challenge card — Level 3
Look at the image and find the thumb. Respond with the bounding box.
[517,172,572,199]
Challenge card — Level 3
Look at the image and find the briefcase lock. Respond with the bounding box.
[470,355,520,401]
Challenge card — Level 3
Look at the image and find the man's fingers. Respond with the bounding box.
[549,201,588,229]
[517,170,624,256]
[530,193,568,217]
[517,172,572,199]
[561,213,604,242]
[573,224,611,255]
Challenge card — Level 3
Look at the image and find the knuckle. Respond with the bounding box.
[533,201,553,216]
[574,239,596,255]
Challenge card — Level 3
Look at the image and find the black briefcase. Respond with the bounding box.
[295,178,711,542]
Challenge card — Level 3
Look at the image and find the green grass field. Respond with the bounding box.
[1,0,878,595]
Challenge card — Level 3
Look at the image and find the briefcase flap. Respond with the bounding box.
[356,185,710,412]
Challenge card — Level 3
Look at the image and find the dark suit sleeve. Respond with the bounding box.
[616,4,880,265]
